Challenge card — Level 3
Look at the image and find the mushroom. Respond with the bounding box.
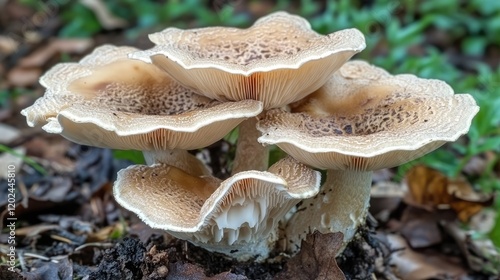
[130,11,365,109]
[130,11,365,172]
[113,156,321,260]
[256,60,479,253]
[21,45,263,175]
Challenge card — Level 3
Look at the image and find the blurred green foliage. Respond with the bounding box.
[112,150,145,164]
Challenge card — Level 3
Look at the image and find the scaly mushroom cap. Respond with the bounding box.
[257,60,479,170]
[21,45,263,150]
[130,11,365,109]
[113,156,321,260]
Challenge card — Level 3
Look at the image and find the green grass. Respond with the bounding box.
[0,144,48,175]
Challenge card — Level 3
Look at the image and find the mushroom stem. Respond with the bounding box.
[284,169,372,254]
[143,149,211,176]
[231,116,269,175]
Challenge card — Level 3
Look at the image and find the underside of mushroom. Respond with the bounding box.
[113,156,320,260]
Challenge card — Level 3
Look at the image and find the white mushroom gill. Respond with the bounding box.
[113,156,320,261]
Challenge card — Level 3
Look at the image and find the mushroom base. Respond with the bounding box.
[169,228,278,262]
[283,169,372,254]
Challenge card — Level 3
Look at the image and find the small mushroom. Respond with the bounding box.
[21,45,263,175]
[113,156,321,260]
[257,60,479,253]
[130,11,365,109]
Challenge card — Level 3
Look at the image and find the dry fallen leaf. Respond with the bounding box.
[404,165,492,222]
[86,222,125,242]
[24,136,73,168]
[0,123,21,144]
[442,221,500,275]
[21,257,73,280]
[405,165,450,209]
[275,231,345,280]
[19,38,93,68]
[370,181,404,222]
[398,206,452,249]
[0,147,25,180]
[0,35,18,55]
[387,234,467,280]
[13,224,60,238]
[469,208,496,234]
[6,67,42,87]
[6,38,92,87]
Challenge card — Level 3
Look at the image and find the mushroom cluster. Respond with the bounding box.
[21,11,479,261]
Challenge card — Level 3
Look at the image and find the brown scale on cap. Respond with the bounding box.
[143,12,357,70]
[67,59,219,116]
[295,92,430,137]
[115,164,219,226]
[160,19,313,67]
[23,45,217,126]
[258,61,479,170]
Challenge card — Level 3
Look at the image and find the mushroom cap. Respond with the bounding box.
[130,11,365,108]
[257,60,479,171]
[21,45,263,150]
[113,156,320,259]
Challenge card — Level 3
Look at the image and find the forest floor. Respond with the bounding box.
[1,1,499,279]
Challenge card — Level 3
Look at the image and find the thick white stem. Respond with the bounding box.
[284,169,372,254]
[231,117,269,175]
[143,149,211,176]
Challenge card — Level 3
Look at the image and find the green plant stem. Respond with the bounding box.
[0,144,47,175]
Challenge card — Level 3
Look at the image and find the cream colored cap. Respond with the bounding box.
[21,45,263,150]
[130,11,365,108]
[257,60,479,171]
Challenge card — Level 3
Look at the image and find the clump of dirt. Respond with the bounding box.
[163,238,285,279]
[337,229,387,279]
[85,230,386,280]
[88,235,287,280]
[89,237,148,280]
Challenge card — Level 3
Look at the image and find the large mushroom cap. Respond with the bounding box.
[257,60,479,171]
[113,156,320,260]
[21,45,263,150]
[130,11,365,108]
